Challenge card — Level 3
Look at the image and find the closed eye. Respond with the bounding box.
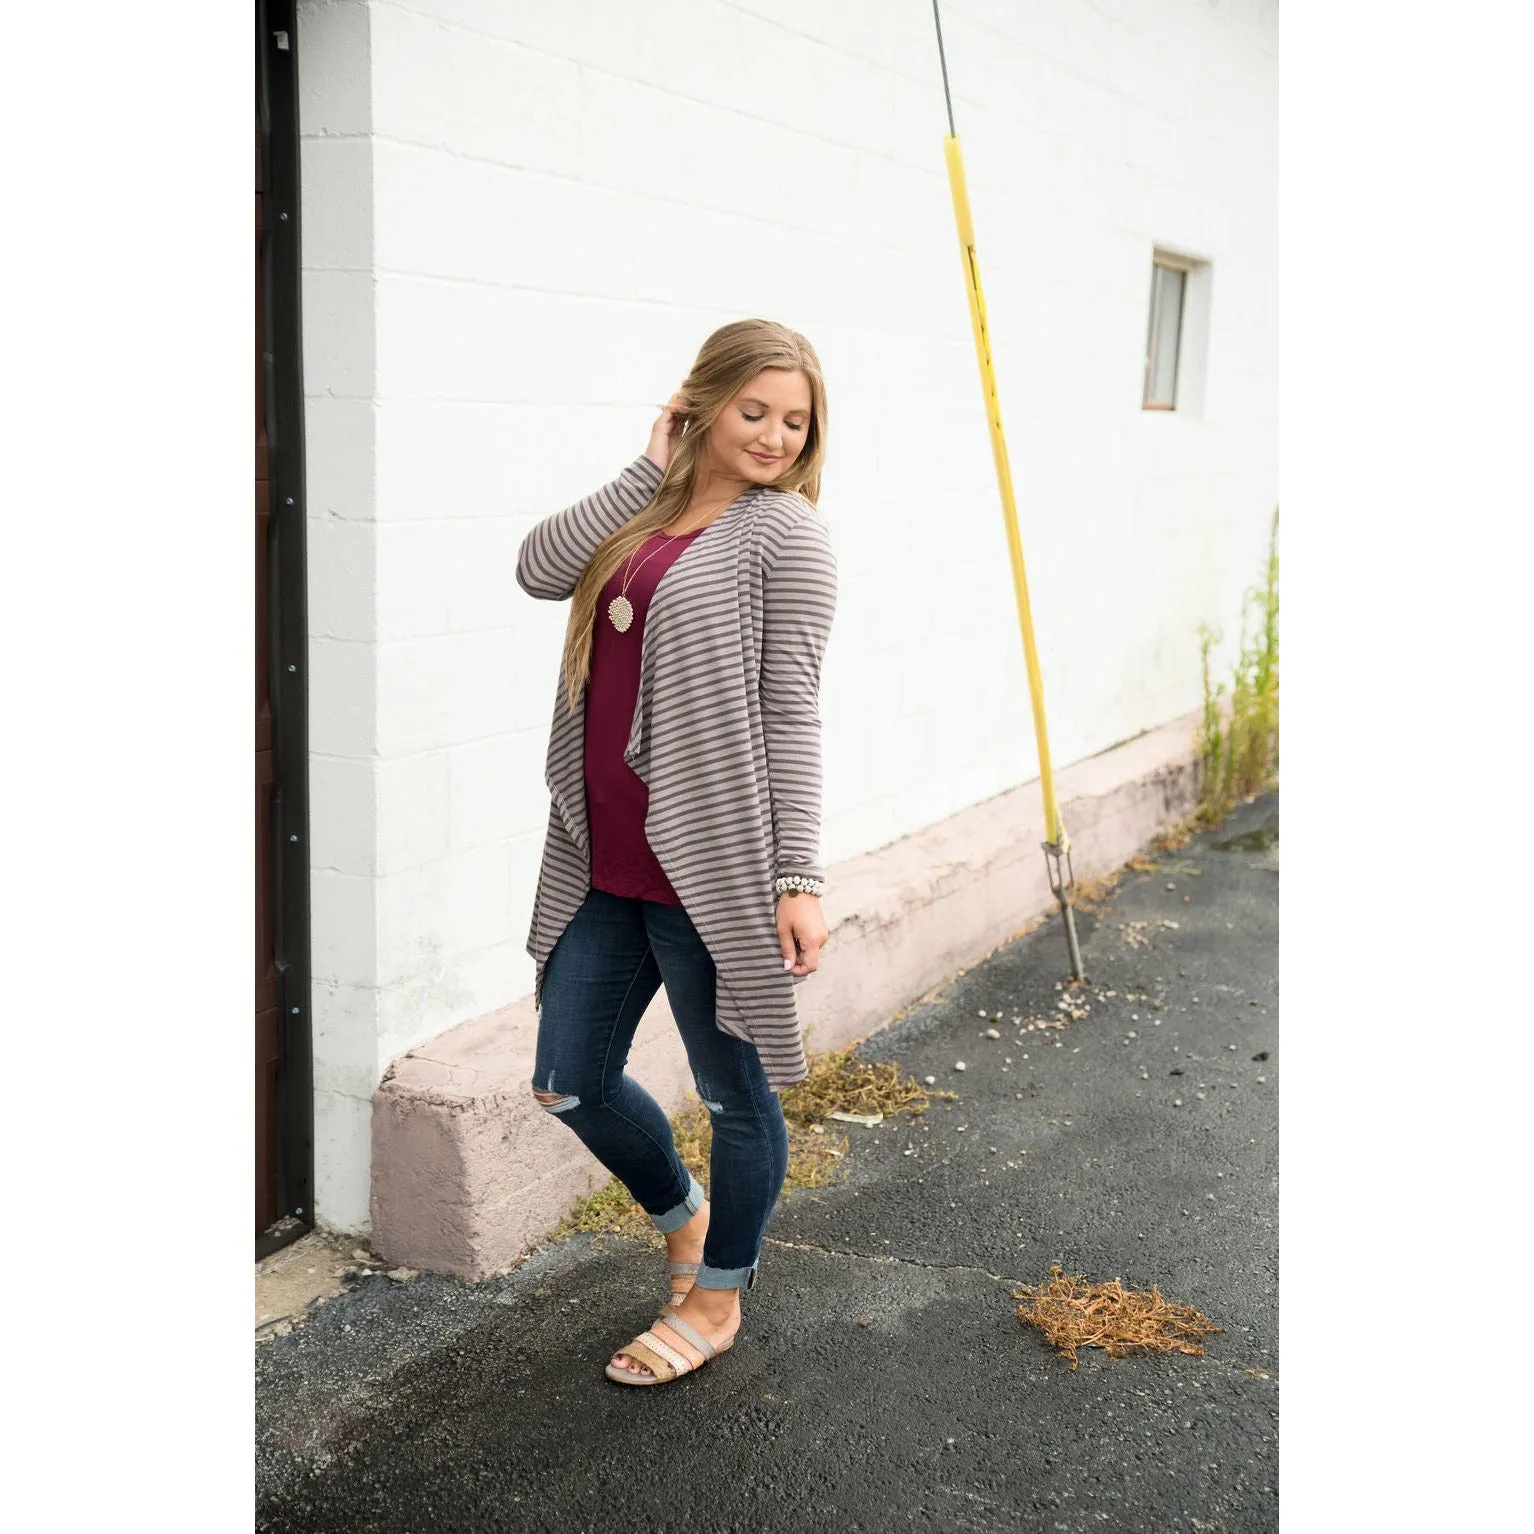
[742,413,806,431]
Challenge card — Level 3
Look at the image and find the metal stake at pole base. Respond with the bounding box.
[1043,841,1085,982]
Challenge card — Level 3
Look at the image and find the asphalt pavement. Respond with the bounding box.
[257,791,1279,1534]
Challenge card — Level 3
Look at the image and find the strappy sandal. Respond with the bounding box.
[604,1310,738,1387]
[667,1259,700,1309]
[664,1196,709,1308]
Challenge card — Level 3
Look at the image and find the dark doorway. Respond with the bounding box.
[257,0,314,1258]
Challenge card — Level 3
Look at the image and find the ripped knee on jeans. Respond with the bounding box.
[532,1086,581,1114]
[692,1079,726,1114]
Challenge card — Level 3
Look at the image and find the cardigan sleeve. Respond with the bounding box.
[760,509,838,888]
[515,454,665,601]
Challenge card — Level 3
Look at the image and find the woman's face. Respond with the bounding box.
[703,367,813,487]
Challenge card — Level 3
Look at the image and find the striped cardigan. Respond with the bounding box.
[515,454,839,1089]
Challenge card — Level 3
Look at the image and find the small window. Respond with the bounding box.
[1143,254,1193,410]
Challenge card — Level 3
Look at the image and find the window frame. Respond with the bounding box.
[1143,251,1197,412]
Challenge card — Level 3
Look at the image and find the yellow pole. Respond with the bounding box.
[942,135,1067,852]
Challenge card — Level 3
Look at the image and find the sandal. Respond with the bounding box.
[664,1196,709,1308]
[667,1259,700,1309]
[604,1310,738,1387]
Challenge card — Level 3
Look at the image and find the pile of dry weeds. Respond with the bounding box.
[1013,1266,1222,1370]
[778,1049,930,1126]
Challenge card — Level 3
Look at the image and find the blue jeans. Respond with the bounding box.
[530,887,790,1291]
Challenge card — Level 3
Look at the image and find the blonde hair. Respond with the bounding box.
[559,318,828,714]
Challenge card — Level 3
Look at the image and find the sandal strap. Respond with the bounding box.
[630,1328,691,1378]
[655,1311,715,1359]
[620,1336,676,1380]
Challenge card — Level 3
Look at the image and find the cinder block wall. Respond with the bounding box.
[296,0,1277,1233]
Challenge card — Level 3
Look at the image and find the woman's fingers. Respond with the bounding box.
[777,896,826,975]
[654,396,690,437]
[778,917,802,971]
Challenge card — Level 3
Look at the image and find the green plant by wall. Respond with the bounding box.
[1198,509,1278,820]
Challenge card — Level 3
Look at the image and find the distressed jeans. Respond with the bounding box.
[530,887,790,1291]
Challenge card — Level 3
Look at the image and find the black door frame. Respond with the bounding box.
[257,0,315,1261]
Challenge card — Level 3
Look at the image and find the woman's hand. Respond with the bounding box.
[776,892,828,977]
[644,391,692,473]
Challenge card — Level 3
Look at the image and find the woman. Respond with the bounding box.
[515,318,838,1386]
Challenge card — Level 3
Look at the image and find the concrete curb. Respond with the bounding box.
[369,709,1202,1280]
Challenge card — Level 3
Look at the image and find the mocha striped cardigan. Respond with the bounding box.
[515,453,838,1089]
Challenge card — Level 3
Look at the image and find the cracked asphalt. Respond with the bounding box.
[257,792,1278,1534]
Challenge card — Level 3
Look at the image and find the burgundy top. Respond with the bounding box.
[584,527,704,904]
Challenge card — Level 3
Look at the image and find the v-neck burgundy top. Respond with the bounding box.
[583,527,705,903]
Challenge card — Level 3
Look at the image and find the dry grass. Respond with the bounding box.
[1068,866,1128,914]
[778,1048,931,1126]
[550,1048,934,1245]
[1012,1266,1222,1370]
[1149,813,1203,853]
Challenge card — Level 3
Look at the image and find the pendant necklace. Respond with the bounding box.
[606,494,734,633]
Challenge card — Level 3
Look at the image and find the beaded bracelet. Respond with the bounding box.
[774,874,826,897]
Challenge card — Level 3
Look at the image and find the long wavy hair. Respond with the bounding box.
[559,318,828,714]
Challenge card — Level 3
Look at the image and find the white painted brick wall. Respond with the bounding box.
[298,0,380,1232]
[297,0,1277,1232]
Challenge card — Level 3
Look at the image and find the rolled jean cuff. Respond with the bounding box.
[694,1258,760,1292]
[651,1169,706,1234]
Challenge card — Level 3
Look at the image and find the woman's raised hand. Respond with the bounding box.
[644,391,692,473]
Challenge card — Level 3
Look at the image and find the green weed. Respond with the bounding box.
[1198,508,1279,820]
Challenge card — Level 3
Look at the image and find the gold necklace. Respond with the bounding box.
[606,494,735,633]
